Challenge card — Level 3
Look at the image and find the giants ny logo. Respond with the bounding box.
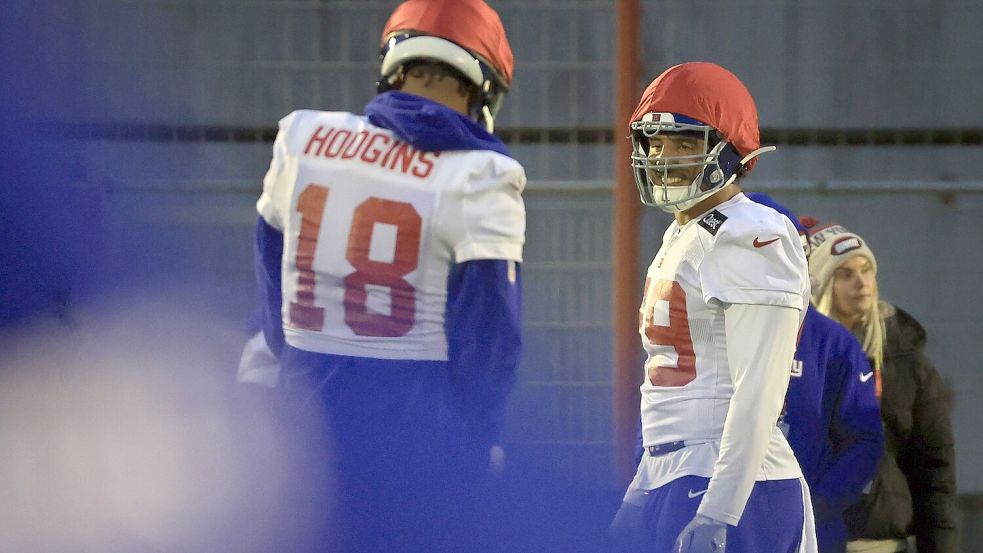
[832,236,863,256]
[790,359,804,378]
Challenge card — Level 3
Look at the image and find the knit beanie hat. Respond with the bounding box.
[806,223,877,303]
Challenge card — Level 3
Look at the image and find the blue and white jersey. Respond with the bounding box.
[257,109,525,360]
[630,193,810,524]
[253,93,527,446]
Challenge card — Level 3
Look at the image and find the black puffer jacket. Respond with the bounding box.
[844,303,957,553]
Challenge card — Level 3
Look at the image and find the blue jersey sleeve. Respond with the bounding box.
[445,259,522,447]
[813,330,884,514]
[254,216,285,358]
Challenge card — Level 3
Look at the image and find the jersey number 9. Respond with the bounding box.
[643,279,697,386]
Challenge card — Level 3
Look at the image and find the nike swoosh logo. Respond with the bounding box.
[860,371,874,382]
[753,236,780,248]
[687,489,708,498]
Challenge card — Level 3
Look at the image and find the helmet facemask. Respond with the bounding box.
[378,33,509,132]
[630,112,744,213]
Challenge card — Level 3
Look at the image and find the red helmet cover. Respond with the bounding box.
[382,0,514,87]
[630,62,762,170]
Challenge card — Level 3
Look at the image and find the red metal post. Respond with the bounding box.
[613,0,643,488]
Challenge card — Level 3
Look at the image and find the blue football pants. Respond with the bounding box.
[609,475,804,553]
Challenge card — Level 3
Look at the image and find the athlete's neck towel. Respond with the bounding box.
[364,91,509,156]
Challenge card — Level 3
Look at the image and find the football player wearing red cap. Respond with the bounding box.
[608,63,817,553]
[253,1,524,550]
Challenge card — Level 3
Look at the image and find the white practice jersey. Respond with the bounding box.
[630,193,810,499]
[257,110,526,360]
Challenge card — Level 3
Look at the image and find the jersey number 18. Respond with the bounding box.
[290,183,422,337]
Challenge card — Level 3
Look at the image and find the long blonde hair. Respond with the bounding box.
[814,272,886,374]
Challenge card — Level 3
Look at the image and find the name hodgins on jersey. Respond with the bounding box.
[302,126,439,179]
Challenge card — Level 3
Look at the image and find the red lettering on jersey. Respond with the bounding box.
[341,130,370,160]
[323,129,352,158]
[301,128,437,180]
[304,126,335,156]
[289,184,423,336]
[381,138,402,167]
[344,198,421,337]
[360,133,391,164]
[388,142,415,173]
[412,151,439,178]
[643,279,697,386]
[289,185,329,331]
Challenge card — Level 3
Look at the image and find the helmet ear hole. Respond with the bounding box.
[712,143,743,183]
[695,141,742,192]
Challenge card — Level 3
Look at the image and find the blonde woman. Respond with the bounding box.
[806,222,957,553]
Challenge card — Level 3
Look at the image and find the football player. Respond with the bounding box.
[747,193,883,553]
[609,62,817,553]
[253,0,524,550]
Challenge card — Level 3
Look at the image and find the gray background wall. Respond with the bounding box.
[5,0,982,548]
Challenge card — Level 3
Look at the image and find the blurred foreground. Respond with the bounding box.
[0,291,332,552]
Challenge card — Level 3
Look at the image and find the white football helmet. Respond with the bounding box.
[377,33,509,132]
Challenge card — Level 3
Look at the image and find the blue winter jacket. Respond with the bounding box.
[784,305,884,552]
